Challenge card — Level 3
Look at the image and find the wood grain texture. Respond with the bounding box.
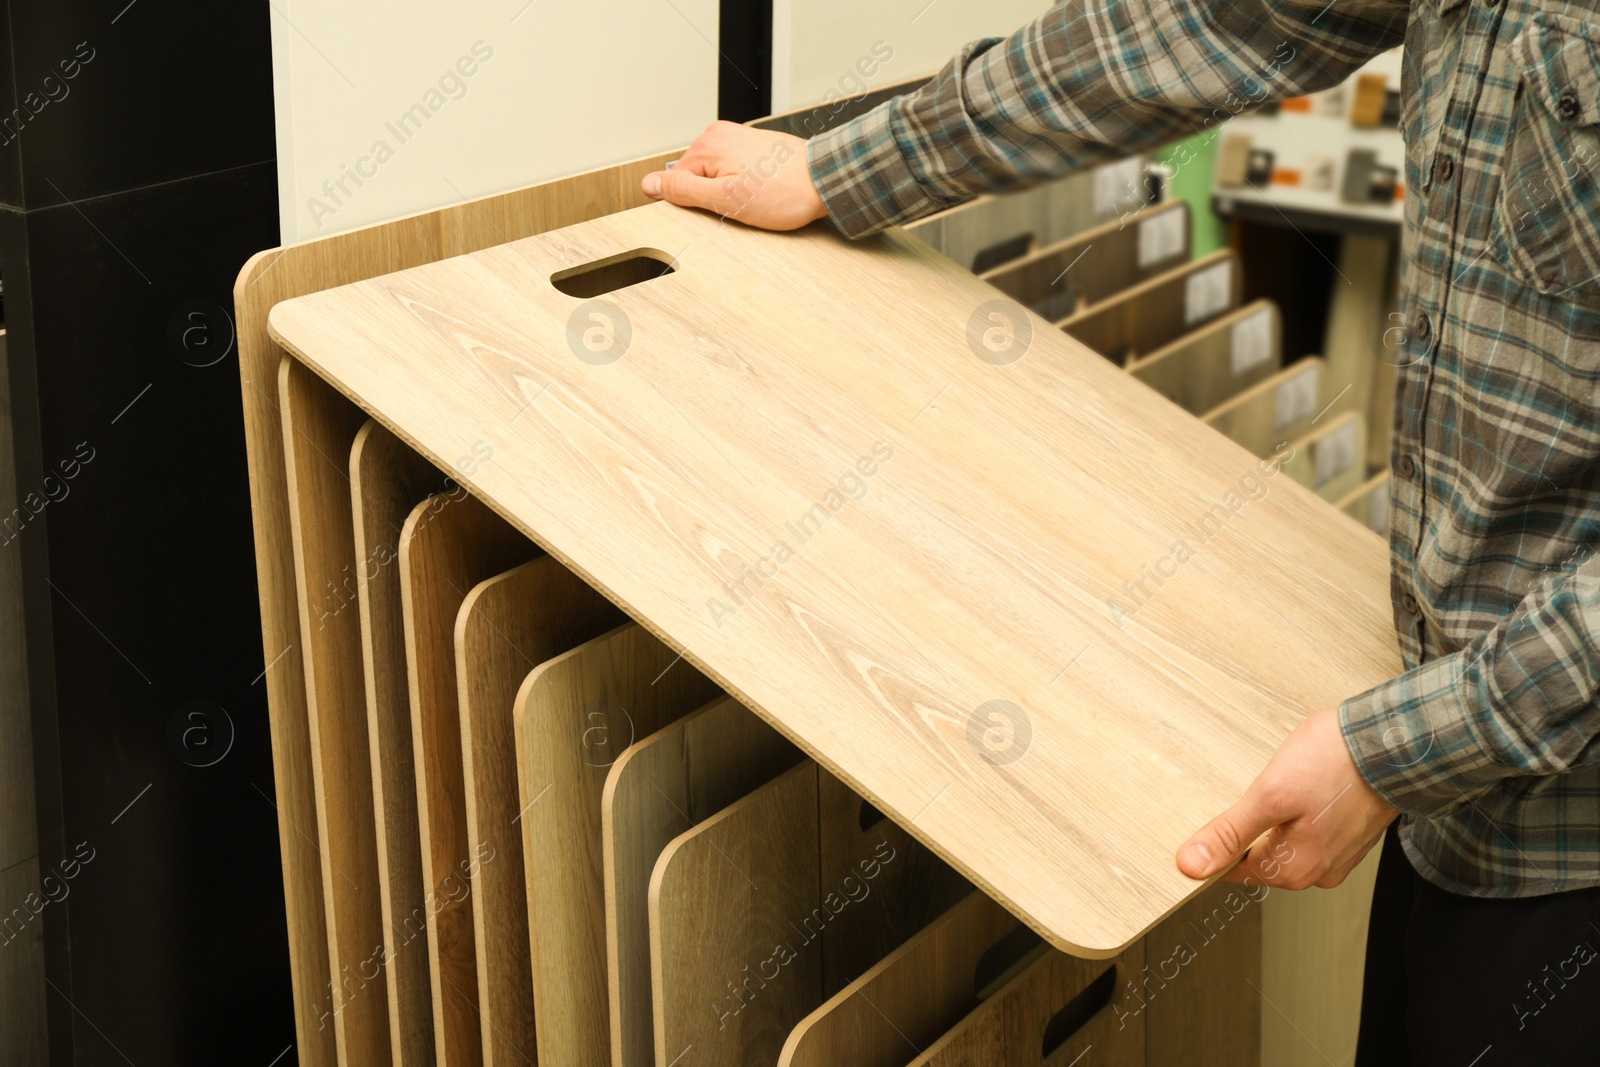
[279,357,393,1064]
[1202,357,1330,458]
[649,762,824,1067]
[1280,412,1367,502]
[980,200,1191,322]
[603,696,804,1067]
[1129,300,1282,415]
[1142,884,1262,1066]
[778,891,1022,1067]
[907,940,1146,1066]
[269,201,1400,958]
[457,557,628,1065]
[1056,249,1241,364]
[235,143,684,1059]
[815,771,971,996]
[351,420,454,1066]
[516,622,722,1067]
[400,493,536,1067]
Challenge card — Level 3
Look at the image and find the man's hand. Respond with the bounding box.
[1177,705,1400,889]
[642,121,827,231]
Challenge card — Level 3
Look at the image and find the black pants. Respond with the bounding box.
[1354,823,1600,1065]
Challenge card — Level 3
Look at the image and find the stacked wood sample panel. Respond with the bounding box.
[239,113,1396,1067]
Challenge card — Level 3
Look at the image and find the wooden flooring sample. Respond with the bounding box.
[779,891,1022,1067]
[1057,248,1241,364]
[517,621,722,1067]
[457,558,628,1065]
[1142,884,1262,1066]
[351,419,454,1067]
[1203,356,1329,458]
[1281,412,1367,502]
[815,772,971,996]
[603,696,804,1067]
[1129,300,1282,415]
[269,201,1401,957]
[650,763,824,1067]
[908,940,1146,1066]
[279,357,392,1066]
[1338,471,1390,537]
[400,493,536,1067]
[981,200,1191,321]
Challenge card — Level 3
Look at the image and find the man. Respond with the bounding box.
[641,0,1600,1060]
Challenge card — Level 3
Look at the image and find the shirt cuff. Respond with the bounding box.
[807,99,953,238]
[1338,651,1499,815]
[806,38,1006,238]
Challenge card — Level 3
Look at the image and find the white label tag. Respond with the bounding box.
[1230,307,1274,377]
[1184,261,1233,326]
[1368,483,1390,534]
[1275,364,1321,430]
[1137,209,1185,268]
[1314,421,1359,487]
[1093,156,1144,217]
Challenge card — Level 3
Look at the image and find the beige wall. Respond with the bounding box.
[770,0,1050,112]
[269,1,719,242]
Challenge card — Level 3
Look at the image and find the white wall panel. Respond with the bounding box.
[771,0,1049,112]
[271,0,719,242]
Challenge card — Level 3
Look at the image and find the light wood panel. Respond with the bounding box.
[352,420,453,1066]
[603,696,804,1067]
[1129,300,1282,415]
[457,558,628,1065]
[907,941,1146,1065]
[400,493,536,1067]
[778,891,1022,1067]
[269,200,1400,958]
[649,763,824,1067]
[279,357,392,1064]
[981,200,1191,321]
[236,139,682,1062]
[1260,848,1382,1067]
[1338,471,1391,537]
[517,622,722,1067]
[815,772,971,995]
[1280,412,1367,502]
[1056,249,1242,364]
[1202,357,1330,458]
[1143,885,1262,1066]
[1322,235,1398,476]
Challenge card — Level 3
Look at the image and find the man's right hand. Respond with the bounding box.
[642,121,827,231]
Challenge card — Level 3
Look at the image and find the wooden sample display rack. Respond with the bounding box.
[236,92,1399,1067]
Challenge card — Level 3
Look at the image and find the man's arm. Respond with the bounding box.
[1343,557,1600,815]
[643,0,1408,232]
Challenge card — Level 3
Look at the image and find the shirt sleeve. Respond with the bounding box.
[807,0,1409,237]
[1340,556,1600,816]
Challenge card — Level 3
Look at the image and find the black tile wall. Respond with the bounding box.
[0,1,291,1062]
[4,0,276,209]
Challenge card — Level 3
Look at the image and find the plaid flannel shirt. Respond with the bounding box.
[809,0,1600,898]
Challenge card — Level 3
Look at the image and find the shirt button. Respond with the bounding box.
[1435,155,1454,182]
[1399,455,1416,479]
[1401,592,1420,614]
[1413,312,1432,343]
[1559,91,1582,122]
